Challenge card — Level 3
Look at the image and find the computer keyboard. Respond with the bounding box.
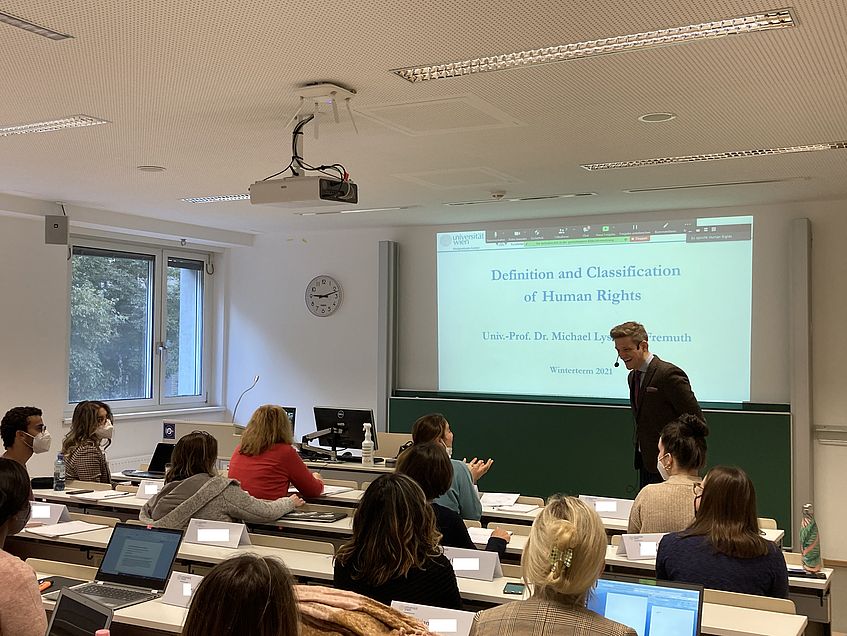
[75,584,153,602]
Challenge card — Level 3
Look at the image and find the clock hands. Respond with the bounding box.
[312,291,337,299]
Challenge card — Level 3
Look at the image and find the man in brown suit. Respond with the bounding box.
[610,321,704,490]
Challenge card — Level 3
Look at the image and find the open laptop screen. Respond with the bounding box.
[47,588,112,636]
[587,574,703,636]
[147,443,175,473]
[96,523,183,590]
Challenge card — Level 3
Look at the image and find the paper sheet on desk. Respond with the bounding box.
[70,490,132,500]
[494,503,538,513]
[25,520,107,537]
[480,493,520,507]
[320,485,354,495]
[467,527,512,544]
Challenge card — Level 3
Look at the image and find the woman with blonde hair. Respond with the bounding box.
[471,495,636,636]
[63,400,114,483]
[334,473,462,609]
[140,431,304,530]
[229,405,323,500]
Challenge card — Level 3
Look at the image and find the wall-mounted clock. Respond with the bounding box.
[305,275,342,317]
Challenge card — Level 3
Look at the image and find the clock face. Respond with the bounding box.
[305,275,342,317]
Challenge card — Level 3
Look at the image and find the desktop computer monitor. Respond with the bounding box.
[312,407,378,451]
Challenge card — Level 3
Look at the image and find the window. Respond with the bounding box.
[68,241,210,407]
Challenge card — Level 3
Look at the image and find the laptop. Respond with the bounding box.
[122,442,175,479]
[46,588,113,636]
[57,523,183,610]
[587,574,703,636]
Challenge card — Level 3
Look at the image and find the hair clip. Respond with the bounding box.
[549,547,574,573]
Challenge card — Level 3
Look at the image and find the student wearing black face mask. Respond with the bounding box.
[0,457,47,635]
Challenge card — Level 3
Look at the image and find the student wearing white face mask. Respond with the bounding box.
[62,400,113,484]
[627,414,708,534]
[1,406,52,468]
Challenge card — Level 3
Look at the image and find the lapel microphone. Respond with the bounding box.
[614,355,620,368]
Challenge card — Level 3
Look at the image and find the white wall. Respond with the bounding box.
[224,228,400,438]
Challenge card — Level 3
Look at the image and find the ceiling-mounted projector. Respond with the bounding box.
[248,175,358,207]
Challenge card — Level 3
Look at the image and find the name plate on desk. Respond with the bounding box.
[185,519,251,548]
[391,600,475,636]
[579,495,634,520]
[28,502,70,526]
[161,571,204,608]
[136,480,163,500]
[443,546,502,581]
[618,533,666,560]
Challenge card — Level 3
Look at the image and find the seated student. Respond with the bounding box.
[0,458,48,636]
[140,431,304,530]
[1,406,51,467]
[396,441,509,557]
[628,414,708,533]
[656,465,789,598]
[411,413,491,520]
[228,404,323,500]
[182,554,300,636]
[62,400,113,483]
[471,495,636,636]
[334,473,462,610]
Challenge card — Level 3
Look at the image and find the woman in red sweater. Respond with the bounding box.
[229,405,324,500]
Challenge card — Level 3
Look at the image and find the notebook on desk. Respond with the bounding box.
[46,523,184,610]
[122,442,174,479]
[587,574,703,636]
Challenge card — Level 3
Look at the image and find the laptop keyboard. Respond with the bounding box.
[75,584,153,602]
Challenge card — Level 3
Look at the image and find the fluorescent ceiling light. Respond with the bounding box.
[295,206,414,216]
[582,141,847,171]
[392,9,794,82]
[0,114,108,137]
[623,177,808,192]
[445,193,596,206]
[0,10,72,40]
[181,194,251,203]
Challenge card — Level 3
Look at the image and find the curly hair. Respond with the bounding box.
[1,406,42,449]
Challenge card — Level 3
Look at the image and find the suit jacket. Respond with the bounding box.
[630,356,703,473]
[471,597,637,636]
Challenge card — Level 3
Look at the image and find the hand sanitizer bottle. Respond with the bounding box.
[361,423,374,467]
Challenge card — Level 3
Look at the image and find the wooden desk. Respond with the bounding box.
[34,556,809,636]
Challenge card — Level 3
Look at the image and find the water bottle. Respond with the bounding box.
[361,423,374,467]
[800,502,822,572]
[53,453,66,492]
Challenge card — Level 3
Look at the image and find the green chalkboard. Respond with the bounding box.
[389,394,792,540]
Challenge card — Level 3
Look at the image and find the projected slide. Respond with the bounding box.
[437,217,753,402]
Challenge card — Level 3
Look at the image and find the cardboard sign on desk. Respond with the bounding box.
[443,546,502,581]
[27,502,71,526]
[617,533,666,560]
[185,519,251,548]
[161,571,204,608]
[136,480,163,500]
[391,600,475,636]
[578,495,634,521]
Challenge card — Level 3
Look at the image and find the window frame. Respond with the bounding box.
[67,237,212,411]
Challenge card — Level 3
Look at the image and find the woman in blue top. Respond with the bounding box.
[410,413,492,520]
[656,465,789,598]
